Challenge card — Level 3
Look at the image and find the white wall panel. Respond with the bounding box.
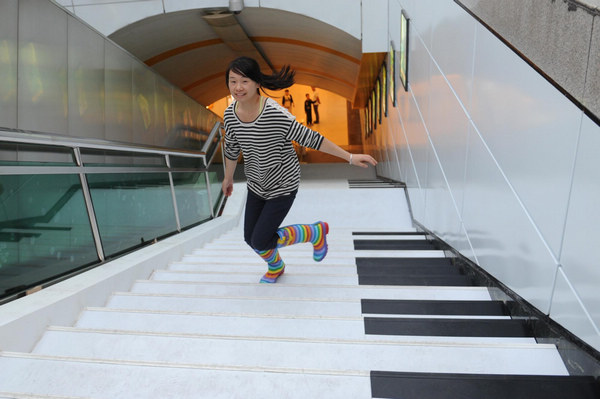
[361,0,389,52]
[560,115,600,327]
[71,0,164,37]
[262,0,362,40]
[471,24,580,259]
[461,126,557,313]
[427,65,470,217]
[551,268,600,350]
[367,0,600,351]
[68,17,105,139]
[430,2,476,111]
[0,0,18,129]
[423,148,462,242]
[18,0,68,134]
[408,34,432,124]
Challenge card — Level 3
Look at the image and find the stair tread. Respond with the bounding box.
[129,280,493,301]
[0,354,371,399]
[31,329,569,375]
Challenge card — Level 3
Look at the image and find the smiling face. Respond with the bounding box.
[228,70,260,104]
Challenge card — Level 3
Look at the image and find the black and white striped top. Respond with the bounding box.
[224,97,324,199]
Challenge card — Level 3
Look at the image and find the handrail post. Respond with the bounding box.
[166,154,182,232]
[73,147,105,262]
[205,171,215,218]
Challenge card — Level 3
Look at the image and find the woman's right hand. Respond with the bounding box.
[222,178,234,197]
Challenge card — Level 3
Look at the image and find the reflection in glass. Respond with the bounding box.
[86,172,177,257]
[0,174,98,296]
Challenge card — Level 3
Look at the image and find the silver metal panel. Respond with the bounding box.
[471,23,581,258]
[551,268,600,352]
[560,115,600,332]
[0,0,18,129]
[132,62,157,146]
[104,41,133,143]
[68,17,105,139]
[18,0,68,134]
[155,78,173,146]
[462,125,557,313]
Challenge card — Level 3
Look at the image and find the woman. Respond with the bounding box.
[221,56,377,283]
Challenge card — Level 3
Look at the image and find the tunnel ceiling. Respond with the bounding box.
[109,7,364,107]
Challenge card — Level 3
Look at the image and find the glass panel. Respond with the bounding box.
[86,172,177,257]
[0,174,98,298]
[80,148,166,167]
[207,164,224,213]
[170,155,204,169]
[0,143,75,166]
[172,172,212,229]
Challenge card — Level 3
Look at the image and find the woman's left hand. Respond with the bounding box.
[350,154,378,168]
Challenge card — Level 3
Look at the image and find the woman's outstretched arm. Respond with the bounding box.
[318,137,377,168]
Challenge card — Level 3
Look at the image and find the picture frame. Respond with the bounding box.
[389,42,396,107]
[382,62,388,117]
[399,10,409,91]
[365,98,371,137]
[371,90,376,132]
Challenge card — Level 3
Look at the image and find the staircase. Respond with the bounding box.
[0,178,598,398]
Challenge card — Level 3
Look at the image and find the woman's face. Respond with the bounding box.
[228,70,260,103]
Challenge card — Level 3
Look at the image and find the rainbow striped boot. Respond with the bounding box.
[277,221,329,262]
[255,247,285,284]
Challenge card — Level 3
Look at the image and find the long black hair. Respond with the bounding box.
[225,56,295,93]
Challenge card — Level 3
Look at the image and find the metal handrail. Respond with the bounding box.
[0,125,218,161]
[0,123,224,296]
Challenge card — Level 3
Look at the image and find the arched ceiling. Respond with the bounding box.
[109,7,370,107]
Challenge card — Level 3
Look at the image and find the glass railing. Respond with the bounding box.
[0,122,224,302]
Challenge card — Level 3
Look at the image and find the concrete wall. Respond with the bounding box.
[372,0,600,353]
[457,0,600,121]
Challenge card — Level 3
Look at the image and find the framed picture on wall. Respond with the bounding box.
[371,90,376,132]
[366,98,371,137]
[399,10,409,91]
[375,79,381,125]
[389,42,396,107]
[375,78,382,125]
[382,62,388,117]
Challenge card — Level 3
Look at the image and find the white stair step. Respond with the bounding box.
[208,234,428,248]
[33,328,569,375]
[168,262,357,275]
[73,308,520,343]
[181,250,445,266]
[0,353,371,399]
[74,308,370,341]
[72,309,536,345]
[107,293,363,318]
[150,270,359,285]
[129,280,493,301]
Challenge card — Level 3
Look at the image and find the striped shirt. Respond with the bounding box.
[224,97,324,199]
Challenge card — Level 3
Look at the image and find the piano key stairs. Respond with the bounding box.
[0,177,599,398]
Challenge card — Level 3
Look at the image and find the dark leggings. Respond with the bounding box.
[244,189,297,251]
